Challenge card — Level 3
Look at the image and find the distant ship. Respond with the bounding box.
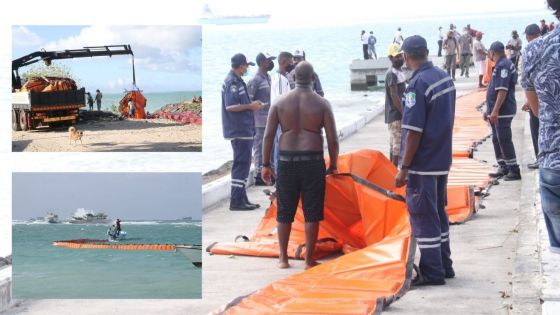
[45,212,60,224]
[69,208,110,224]
[199,4,270,25]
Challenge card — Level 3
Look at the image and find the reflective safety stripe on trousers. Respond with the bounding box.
[417,231,449,249]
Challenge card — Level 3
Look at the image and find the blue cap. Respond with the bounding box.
[231,53,255,68]
[524,24,540,36]
[489,41,505,52]
[401,35,428,53]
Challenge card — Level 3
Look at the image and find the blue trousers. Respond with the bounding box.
[406,174,453,280]
[490,117,519,172]
[540,168,560,250]
[231,139,253,206]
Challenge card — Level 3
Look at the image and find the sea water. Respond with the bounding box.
[201,13,544,174]
[12,221,202,299]
[91,90,202,113]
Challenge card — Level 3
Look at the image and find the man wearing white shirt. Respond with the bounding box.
[361,30,369,59]
[270,51,295,172]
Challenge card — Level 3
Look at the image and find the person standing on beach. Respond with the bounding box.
[395,35,456,286]
[262,61,338,270]
[368,31,378,60]
[385,43,406,166]
[473,32,488,88]
[485,41,521,181]
[221,53,264,211]
[116,219,121,236]
[443,31,460,80]
[437,26,444,57]
[95,89,102,111]
[86,92,94,111]
[361,30,369,60]
[248,53,276,186]
[521,24,541,170]
[458,27,473,78]
[506,30,522,70]
[522,0,560,254]
[394,27,404,45]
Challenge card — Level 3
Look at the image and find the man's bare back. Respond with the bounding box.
[265,61,337,153]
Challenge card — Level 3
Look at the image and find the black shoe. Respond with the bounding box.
[229,203,258,211]
[247,201,261,208]
[254,175,267,186]
[489,167,508,178]
[411,265,446,287]
[503,172,521,181]
[445,269,455,279]
[527,161,539,169]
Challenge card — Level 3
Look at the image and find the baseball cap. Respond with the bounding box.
[292,49,304,58]
[231,53,255,68]
[401,35,428,53]
[387,43,403,57]
[524,24,540,36]
[256,53,276,66]
[489,41,505,52]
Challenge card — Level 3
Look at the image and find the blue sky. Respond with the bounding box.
[12,173,202,221]
[12,25,201,93]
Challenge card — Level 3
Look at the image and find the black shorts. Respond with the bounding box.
[276,151,326,223]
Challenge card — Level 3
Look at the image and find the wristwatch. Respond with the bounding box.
[400,165,410,170]
[262,163,271,168]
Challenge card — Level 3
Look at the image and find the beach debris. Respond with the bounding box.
[147,100,202,125]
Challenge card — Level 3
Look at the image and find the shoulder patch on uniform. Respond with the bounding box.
[500,69,508,79]
[405,92,416,108]
[230,85,238,94]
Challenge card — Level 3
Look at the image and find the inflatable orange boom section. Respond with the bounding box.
[209,90,493,314]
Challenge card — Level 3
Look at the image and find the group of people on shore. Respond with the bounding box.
[220,0,560,279]
[86,89,102,111]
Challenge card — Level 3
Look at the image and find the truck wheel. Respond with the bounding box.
[12,110,21,131]
[19,110,29,131]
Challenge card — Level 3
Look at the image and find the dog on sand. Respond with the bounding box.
[68,126,83,145]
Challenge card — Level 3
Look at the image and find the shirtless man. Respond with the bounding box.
[262,61,339,269]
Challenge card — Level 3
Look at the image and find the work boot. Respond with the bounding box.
[503,172,521,181]
[489,166,508,178]
[229,203,258,211]
[478,75,485,88]
[527,161,539,169]
[445,269,455,279]
[411,265,446,287]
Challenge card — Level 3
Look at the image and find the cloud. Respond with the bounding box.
[12,26,42,47]
[42,26,201,73]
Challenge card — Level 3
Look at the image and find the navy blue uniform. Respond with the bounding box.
[486,56,519,173]
[221,70,255,207]
[400,61,456,281]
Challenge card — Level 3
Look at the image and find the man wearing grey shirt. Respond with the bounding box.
[443,31,460,80]
[507,30,522,70]
[458,28,473,78]
[247,53,276,185]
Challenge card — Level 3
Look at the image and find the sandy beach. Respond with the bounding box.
[12,118,201,152]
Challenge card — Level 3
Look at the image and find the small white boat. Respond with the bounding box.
[45,212,60,224]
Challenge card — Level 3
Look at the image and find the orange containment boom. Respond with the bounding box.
[210,150,416,314]
[119,89,147,119]
[53,239,199,252]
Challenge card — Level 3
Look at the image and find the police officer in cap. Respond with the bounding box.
[222,53,264,210]
[485,41,521,181]
[395,35,456,286]
[247,53,276,185]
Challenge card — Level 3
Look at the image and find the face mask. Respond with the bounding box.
[285,63,295,73]
[394,59,404,68]
[267,61,275,71]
